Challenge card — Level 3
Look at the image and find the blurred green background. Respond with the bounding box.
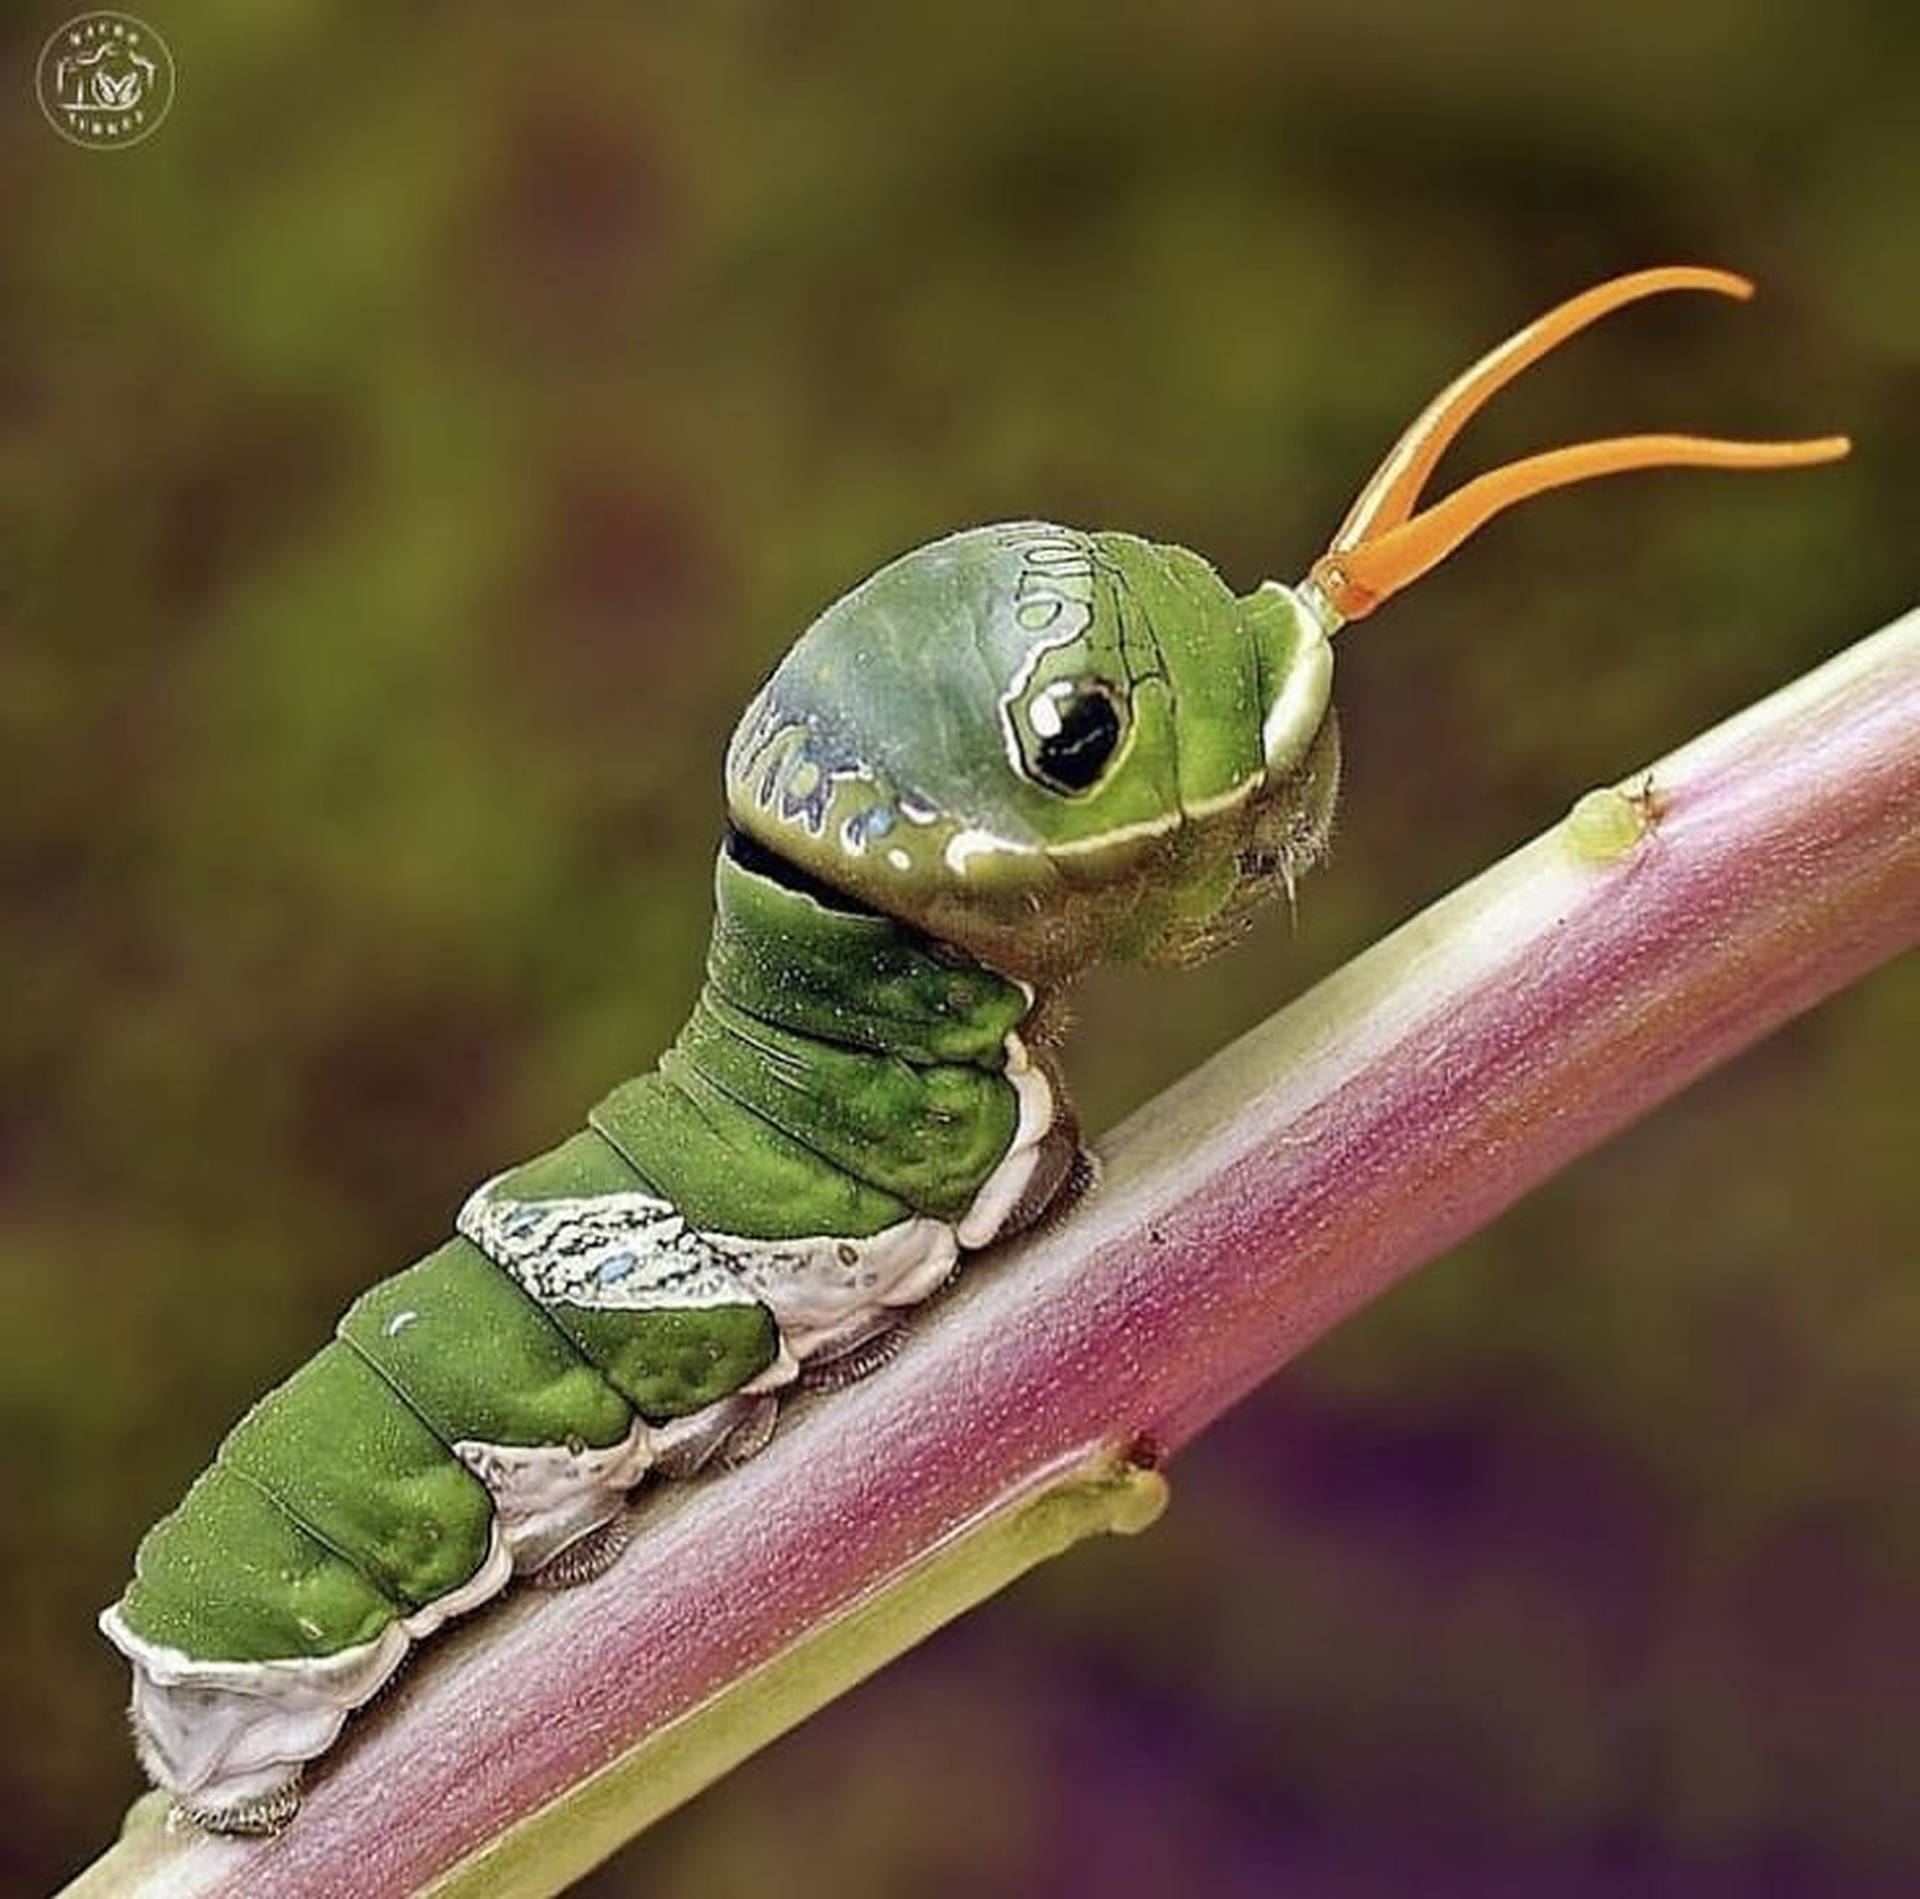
[3,2,1915,1893]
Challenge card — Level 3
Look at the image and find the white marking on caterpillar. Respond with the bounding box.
[724,1217,961,1359]
[100,1524,513,1824]
[1044,810,1181,855]
[942,793,1188,880]
[460,1032,1054,1358]
[956,1031,1054,1248]
[1181,767,1267,820]
[1261,614,1333,773]
[455,1186,765,1313]
[944,826,1042,875]
[458,1193,1039,1364]
[454,1420,655,1573]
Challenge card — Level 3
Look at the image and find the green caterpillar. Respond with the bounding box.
[100,268,1844,1834]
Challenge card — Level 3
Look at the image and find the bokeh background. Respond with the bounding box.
[4,3,1915,1894]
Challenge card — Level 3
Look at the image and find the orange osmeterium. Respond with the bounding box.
[1306,266,1851,625]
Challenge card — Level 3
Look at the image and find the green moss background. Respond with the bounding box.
[3,3,1914,1893]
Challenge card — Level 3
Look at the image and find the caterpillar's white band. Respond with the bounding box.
[100,1524,513,1816]
[455,1420,653,1574]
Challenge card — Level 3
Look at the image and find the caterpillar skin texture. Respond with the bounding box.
[99,270,1844,1833]
[100,522,1340,1833]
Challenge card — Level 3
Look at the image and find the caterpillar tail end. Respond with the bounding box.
[101,1600,411,1834]
[99,1524,513,1833]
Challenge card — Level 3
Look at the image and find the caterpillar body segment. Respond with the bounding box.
[101,269,1846,1834]
[101,847,1057,1829]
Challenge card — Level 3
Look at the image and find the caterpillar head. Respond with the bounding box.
[725,522,1338,980]
[725,268,1845,983]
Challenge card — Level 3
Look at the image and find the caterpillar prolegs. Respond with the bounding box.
[100,269,1845,1832]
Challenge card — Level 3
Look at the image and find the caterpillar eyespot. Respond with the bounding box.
[1023,678,1126,794]
[100,267,1845,1834]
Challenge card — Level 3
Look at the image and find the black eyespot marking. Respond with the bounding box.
[1027,679,1124,795]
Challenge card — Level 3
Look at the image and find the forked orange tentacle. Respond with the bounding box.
[1316,432,1850,619]
[1309,268,1850,625]
[1325,266,1757,557]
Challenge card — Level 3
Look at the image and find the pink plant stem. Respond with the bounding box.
[69,610,1920,1899]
